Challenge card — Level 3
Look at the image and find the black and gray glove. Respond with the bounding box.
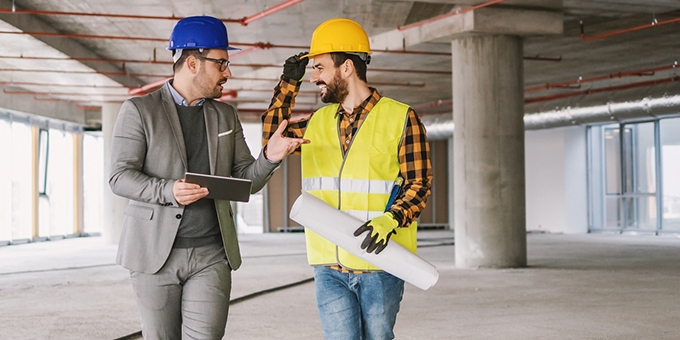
[282,52,309,81]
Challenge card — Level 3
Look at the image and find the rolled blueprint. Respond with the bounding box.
[290,191,439,290]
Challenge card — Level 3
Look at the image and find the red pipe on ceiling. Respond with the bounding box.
[398,0,506,31]
[524,62,678,93]
[0,31,456,56]
[128,77,172,96]
[413,99,453,110]
[580,17,680,42]
[3,89,128,97]
[0,54,456,75]
[0,80,125,88]
[524,76,680,104]
[0,8,240,23]
[242,0,304,25]
[127,78,426,96]
[0,0,305,26]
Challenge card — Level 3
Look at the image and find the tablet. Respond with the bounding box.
[184,172,253,202]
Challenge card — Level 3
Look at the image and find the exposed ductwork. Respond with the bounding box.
[420,94,680,140]
[524,95,680,129]
[420,113,455,141]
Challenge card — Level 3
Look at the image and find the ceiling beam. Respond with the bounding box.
[0,0,144,88]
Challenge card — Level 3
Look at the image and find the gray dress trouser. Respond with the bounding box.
[130,242,232,340]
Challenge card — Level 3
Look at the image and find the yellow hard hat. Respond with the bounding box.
[305,18,371,59]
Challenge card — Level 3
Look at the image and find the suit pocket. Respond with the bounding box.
[218,129,233,137]
[124,204,154,220]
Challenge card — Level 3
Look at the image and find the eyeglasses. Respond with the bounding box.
[196,56,230,72]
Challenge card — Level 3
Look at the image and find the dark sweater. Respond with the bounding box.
[173,104,221,248]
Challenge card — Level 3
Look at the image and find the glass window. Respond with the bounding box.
[604,127,622,195]
[0,119,11,243]
[236,122,265,234]
[83,133,103,234]
[37,129,49,195]
[10,121,33,241]
[587,126,605,229]
[621,122,657,231]
[44,128,74,238]
[590,122,659,232]
[623,122,656,194]
[660,117,680,231]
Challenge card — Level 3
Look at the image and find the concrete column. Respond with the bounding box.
[102,103,127,245]
[452,34,527,268]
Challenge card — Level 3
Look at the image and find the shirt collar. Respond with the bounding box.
[168,80,205,107]
[335,87,381,118]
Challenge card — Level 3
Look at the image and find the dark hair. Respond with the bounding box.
[172,49,210,73]
[330,52,368,82]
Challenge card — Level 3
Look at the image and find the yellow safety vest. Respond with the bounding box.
[300,97,418,271]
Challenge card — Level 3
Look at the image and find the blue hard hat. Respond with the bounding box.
[168,16,240,51]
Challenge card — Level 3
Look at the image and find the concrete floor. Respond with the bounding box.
[1,230,679,339]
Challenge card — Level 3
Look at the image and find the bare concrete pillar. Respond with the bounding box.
[102,103,127,245]
[452,35,527,268]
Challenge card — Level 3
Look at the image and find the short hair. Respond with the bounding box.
[172,49,209,73]
[330,52,368,83]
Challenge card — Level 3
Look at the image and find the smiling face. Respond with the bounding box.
[193,49,232,99]
[310,53,349,104]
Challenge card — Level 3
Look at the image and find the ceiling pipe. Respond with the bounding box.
[127,77,172,96]
[241,0,304,25]
[0,32,450,57]
[524,76,680,104]
[413,99,452,111]
[415,94,680,140]
[217,90,238,101]
[1,30,167,42]
[0,55,174,65]
[127,45,264,96]
[0,0,305,26]
[397,0,506,31]
[419,114,455,140]
[0,67,168,77]
[129,77,425,96]
[580,16,680,42]
[0,55,454,75]
[525,95,680,129]
[525,62,679,92]
[0,80,125,88]
[523,55,562,62]
[0,8,241,23]
[3,89,129,97]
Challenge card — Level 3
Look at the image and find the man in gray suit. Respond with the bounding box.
[109,16,307,340]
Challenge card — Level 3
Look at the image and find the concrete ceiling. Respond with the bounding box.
[0,0,679,126]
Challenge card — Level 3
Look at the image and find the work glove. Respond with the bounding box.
[353,212,398,255]
[282,52,309,81]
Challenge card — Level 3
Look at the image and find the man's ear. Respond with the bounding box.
[341,58,354,78]
[186,55,200,74]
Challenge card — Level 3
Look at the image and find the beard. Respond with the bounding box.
[319,70,349,104]
[194,66,225,99]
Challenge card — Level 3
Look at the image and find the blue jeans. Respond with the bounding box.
[314,266,405,340]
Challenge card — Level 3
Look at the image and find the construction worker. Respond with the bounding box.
[110,16,306,339]
[262,18,432,340]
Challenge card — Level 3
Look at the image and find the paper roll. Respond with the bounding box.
[289,191,439,290]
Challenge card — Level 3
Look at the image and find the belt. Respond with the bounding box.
[327,265,372,275]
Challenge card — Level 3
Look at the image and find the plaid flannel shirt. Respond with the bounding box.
[262,77,432,228]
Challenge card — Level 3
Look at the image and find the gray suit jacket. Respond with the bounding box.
[109,83,277,274]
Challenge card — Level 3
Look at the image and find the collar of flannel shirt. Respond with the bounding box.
[334,87,381,118]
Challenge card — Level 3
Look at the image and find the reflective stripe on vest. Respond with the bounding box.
[302,177,394,195]
[300,97,418,271]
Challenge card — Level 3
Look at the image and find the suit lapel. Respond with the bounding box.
[204,101,218,175]
[160,83,188,170]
